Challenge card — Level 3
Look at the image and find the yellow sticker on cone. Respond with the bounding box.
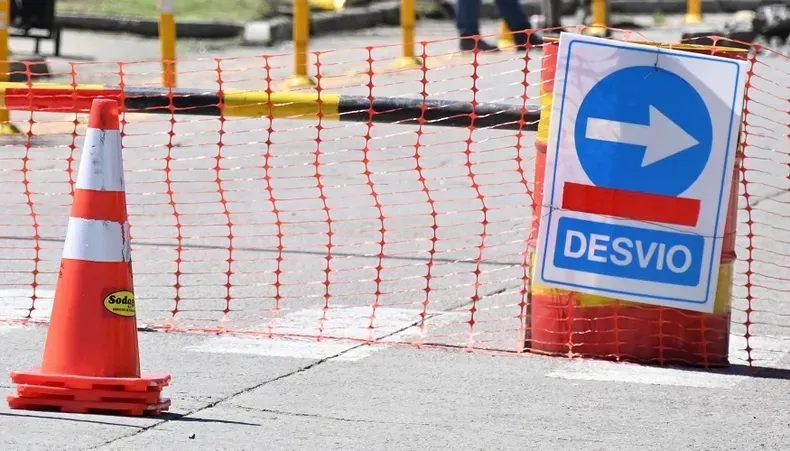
[104,291,136,317]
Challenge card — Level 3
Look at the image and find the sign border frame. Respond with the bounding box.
[537,36,744,307]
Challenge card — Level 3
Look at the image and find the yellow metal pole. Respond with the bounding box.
[391,0,421,69]
[497,20,515,51]
[159,0,177,88]
[685,0,702,24]
[585,0,609,37]
[283,0,315,88]
[0,0,17,134]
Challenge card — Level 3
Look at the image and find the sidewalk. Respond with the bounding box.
[2,323,790,450]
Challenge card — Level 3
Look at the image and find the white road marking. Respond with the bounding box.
[547,334,790,389]
[185,336,370,362]
[0,324,23,335]
[547,359,748,389]
[269,306,464,340]
[185,306,467,362]
[0,289,56,322]
[729,334,790,368]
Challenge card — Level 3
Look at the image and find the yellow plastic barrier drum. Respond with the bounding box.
[527,38,747,367]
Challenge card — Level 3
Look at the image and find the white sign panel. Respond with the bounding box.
[533,33,748,313]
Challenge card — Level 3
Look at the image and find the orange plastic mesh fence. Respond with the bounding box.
[0,28,787,368]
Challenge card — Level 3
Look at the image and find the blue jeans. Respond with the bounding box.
[455,0,532,38]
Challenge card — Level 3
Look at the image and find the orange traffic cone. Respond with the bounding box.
[7,98,171,416]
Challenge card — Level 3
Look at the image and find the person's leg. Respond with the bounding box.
[495,0,530,34]
[456,0,481,37]
[495,0,544,47]
[456,0,499,51]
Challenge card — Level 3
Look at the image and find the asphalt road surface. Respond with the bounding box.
[2,16,790,451]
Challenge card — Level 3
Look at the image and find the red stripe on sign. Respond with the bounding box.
[561,182,701,227]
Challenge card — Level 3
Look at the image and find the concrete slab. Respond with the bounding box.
[80,345,790,450]
[0,326,322,451]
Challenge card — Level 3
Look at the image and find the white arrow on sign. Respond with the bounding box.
[584,105,699,167]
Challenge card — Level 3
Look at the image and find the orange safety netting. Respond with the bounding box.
[0,28,787,368]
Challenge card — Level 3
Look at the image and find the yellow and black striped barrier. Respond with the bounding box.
[0,82,540,131]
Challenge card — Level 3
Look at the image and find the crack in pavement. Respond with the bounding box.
[751,188,790,208]
[0,234,522,268]
[6,277,520,449]
[87,313,447,450]
[224,404,458,431]
[445,284,522,312]
[86,357,346,450]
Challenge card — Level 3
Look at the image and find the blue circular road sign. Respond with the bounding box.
[574,66,713,197]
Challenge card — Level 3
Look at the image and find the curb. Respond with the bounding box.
[244,0,769,46]
[9,56,50,83]
[243,1,402,46]
[57,0,771,46]
[473,0,773,18]
[55,14,244,39]
[605,0,772,15]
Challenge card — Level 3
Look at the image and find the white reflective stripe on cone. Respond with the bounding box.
[75,128,125,192]
[62,217,131,263]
